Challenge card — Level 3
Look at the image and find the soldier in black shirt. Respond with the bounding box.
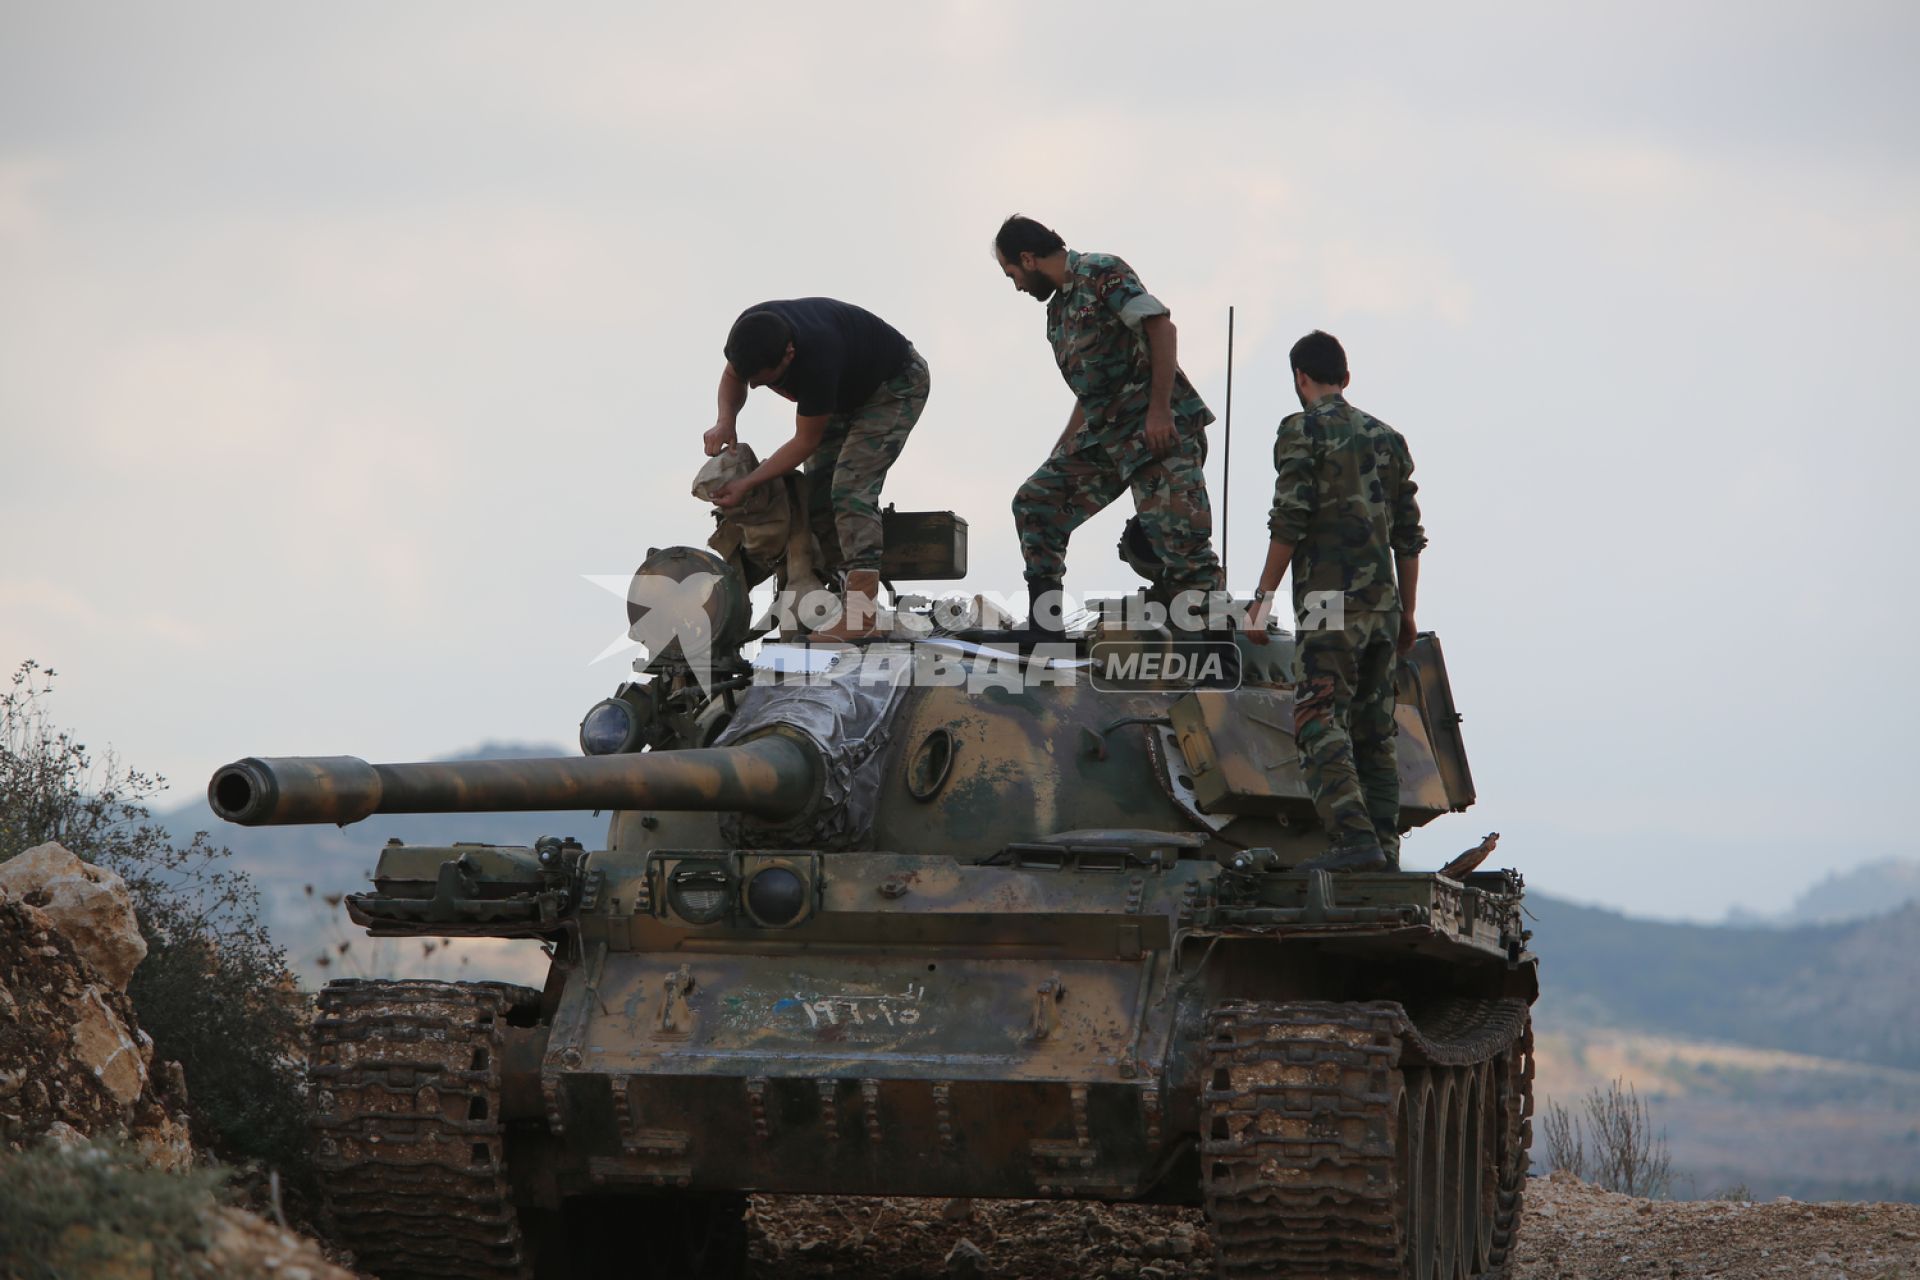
[704,298,929,640]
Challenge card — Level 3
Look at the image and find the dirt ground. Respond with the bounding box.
[743,1172,1920,1279]
[1512,1172,1920,1280]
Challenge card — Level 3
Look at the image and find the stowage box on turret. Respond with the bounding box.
[210,525,1536,1280]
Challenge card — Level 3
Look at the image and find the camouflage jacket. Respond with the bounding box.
[1268,393,1425,615]
[1047,251,1213,440]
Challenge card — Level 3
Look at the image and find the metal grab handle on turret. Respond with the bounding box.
[207,734,819,827]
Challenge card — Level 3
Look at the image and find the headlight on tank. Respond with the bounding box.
[578,682,657,755]
[666,860,733,925]
[740,856,817,928]
[746,866,805,925]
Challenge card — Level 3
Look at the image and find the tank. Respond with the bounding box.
[209,531,1537,1280]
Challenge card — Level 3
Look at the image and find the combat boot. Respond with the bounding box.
[1010,577,1069,653]
[1296,840,1390,874]
[813,569,890,642]
[1153,588,1238,690]
[1006,579,1067,640]
[1188,641,1241,690]
[1190,614,1244,690]
[1029,577,1066,632]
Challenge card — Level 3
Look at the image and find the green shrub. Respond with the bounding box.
[0,1138,226,1280]
[0,661,309,1182]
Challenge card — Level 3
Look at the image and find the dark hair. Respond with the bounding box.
[1289,330,1348,384]
[724,311,793,375]
[994,214,1065,261]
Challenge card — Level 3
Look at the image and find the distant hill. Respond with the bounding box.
[1515,892,1920,1201]
[1722,857,1920,927]
[1528,893,1920,1071]
[1529,887,1920,1202]
[1779,857,1920,925]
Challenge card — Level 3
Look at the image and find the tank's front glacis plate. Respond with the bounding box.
[534,850,1194,1199]
[565,950,1150,1077]
[562,852,1179,1068]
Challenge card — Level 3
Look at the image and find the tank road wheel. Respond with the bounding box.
[1455,1062,1493,1278]
[1437,1068,1468,1280]
[311,979,544,1280]
[1406,1066,1440,1279]
[1202,999,1531,1280]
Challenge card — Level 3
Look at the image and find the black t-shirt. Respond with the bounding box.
[735,298,911,416]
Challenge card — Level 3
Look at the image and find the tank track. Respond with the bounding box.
[1485,1021,1533,1276]
[310,979,543,1280]
[1202,997,1532,1279]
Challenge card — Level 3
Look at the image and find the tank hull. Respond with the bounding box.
[242,607,1533,1277]
[488,851,1533,1211]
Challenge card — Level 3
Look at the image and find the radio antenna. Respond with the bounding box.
[1222,305,1235,585]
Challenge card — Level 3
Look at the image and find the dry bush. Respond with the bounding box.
[1541,1098,1587,1179]
[1540,1078,1672,1198]
[1585,1079,1672,1197]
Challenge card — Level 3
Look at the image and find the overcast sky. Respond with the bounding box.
[3,2,1916,922]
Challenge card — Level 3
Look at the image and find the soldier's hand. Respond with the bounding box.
[1242,597,1272,646]
[1144,406,1176,456]
[712,478,753,509]
[1398,613,1418,655]
[703,423,737,457]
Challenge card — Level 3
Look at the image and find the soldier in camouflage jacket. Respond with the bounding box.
[992,215,1224,633]
[1244,330,1426,871]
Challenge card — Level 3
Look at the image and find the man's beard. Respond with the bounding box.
[1025,277,1057,302]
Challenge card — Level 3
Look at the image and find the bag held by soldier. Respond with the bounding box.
[692,444,827,602]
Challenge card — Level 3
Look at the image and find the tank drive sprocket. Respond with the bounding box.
[1202,997,1533,1279]
[310,979,543,1280]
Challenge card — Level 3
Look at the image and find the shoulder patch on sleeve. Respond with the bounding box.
[1117,293,1169,329]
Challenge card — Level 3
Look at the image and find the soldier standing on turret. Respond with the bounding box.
[1244,331,1426,872]
[704,299,930,641]
[992,215,1224,639]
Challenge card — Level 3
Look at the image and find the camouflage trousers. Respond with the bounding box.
[805,347,929,573]
[1013,420,1224,594]
[1294,610,1402,861]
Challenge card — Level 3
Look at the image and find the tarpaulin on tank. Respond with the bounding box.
[714,662,910,850]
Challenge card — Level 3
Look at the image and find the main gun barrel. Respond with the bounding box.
[208,734,817,827]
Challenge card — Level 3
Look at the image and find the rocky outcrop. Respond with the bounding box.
[203,1205,357,1280]
[0,848,346,1275]
[8,1137,354,1280]
[0,841,147,989]
[68,983,148,1106]
[0,881,189,1171]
